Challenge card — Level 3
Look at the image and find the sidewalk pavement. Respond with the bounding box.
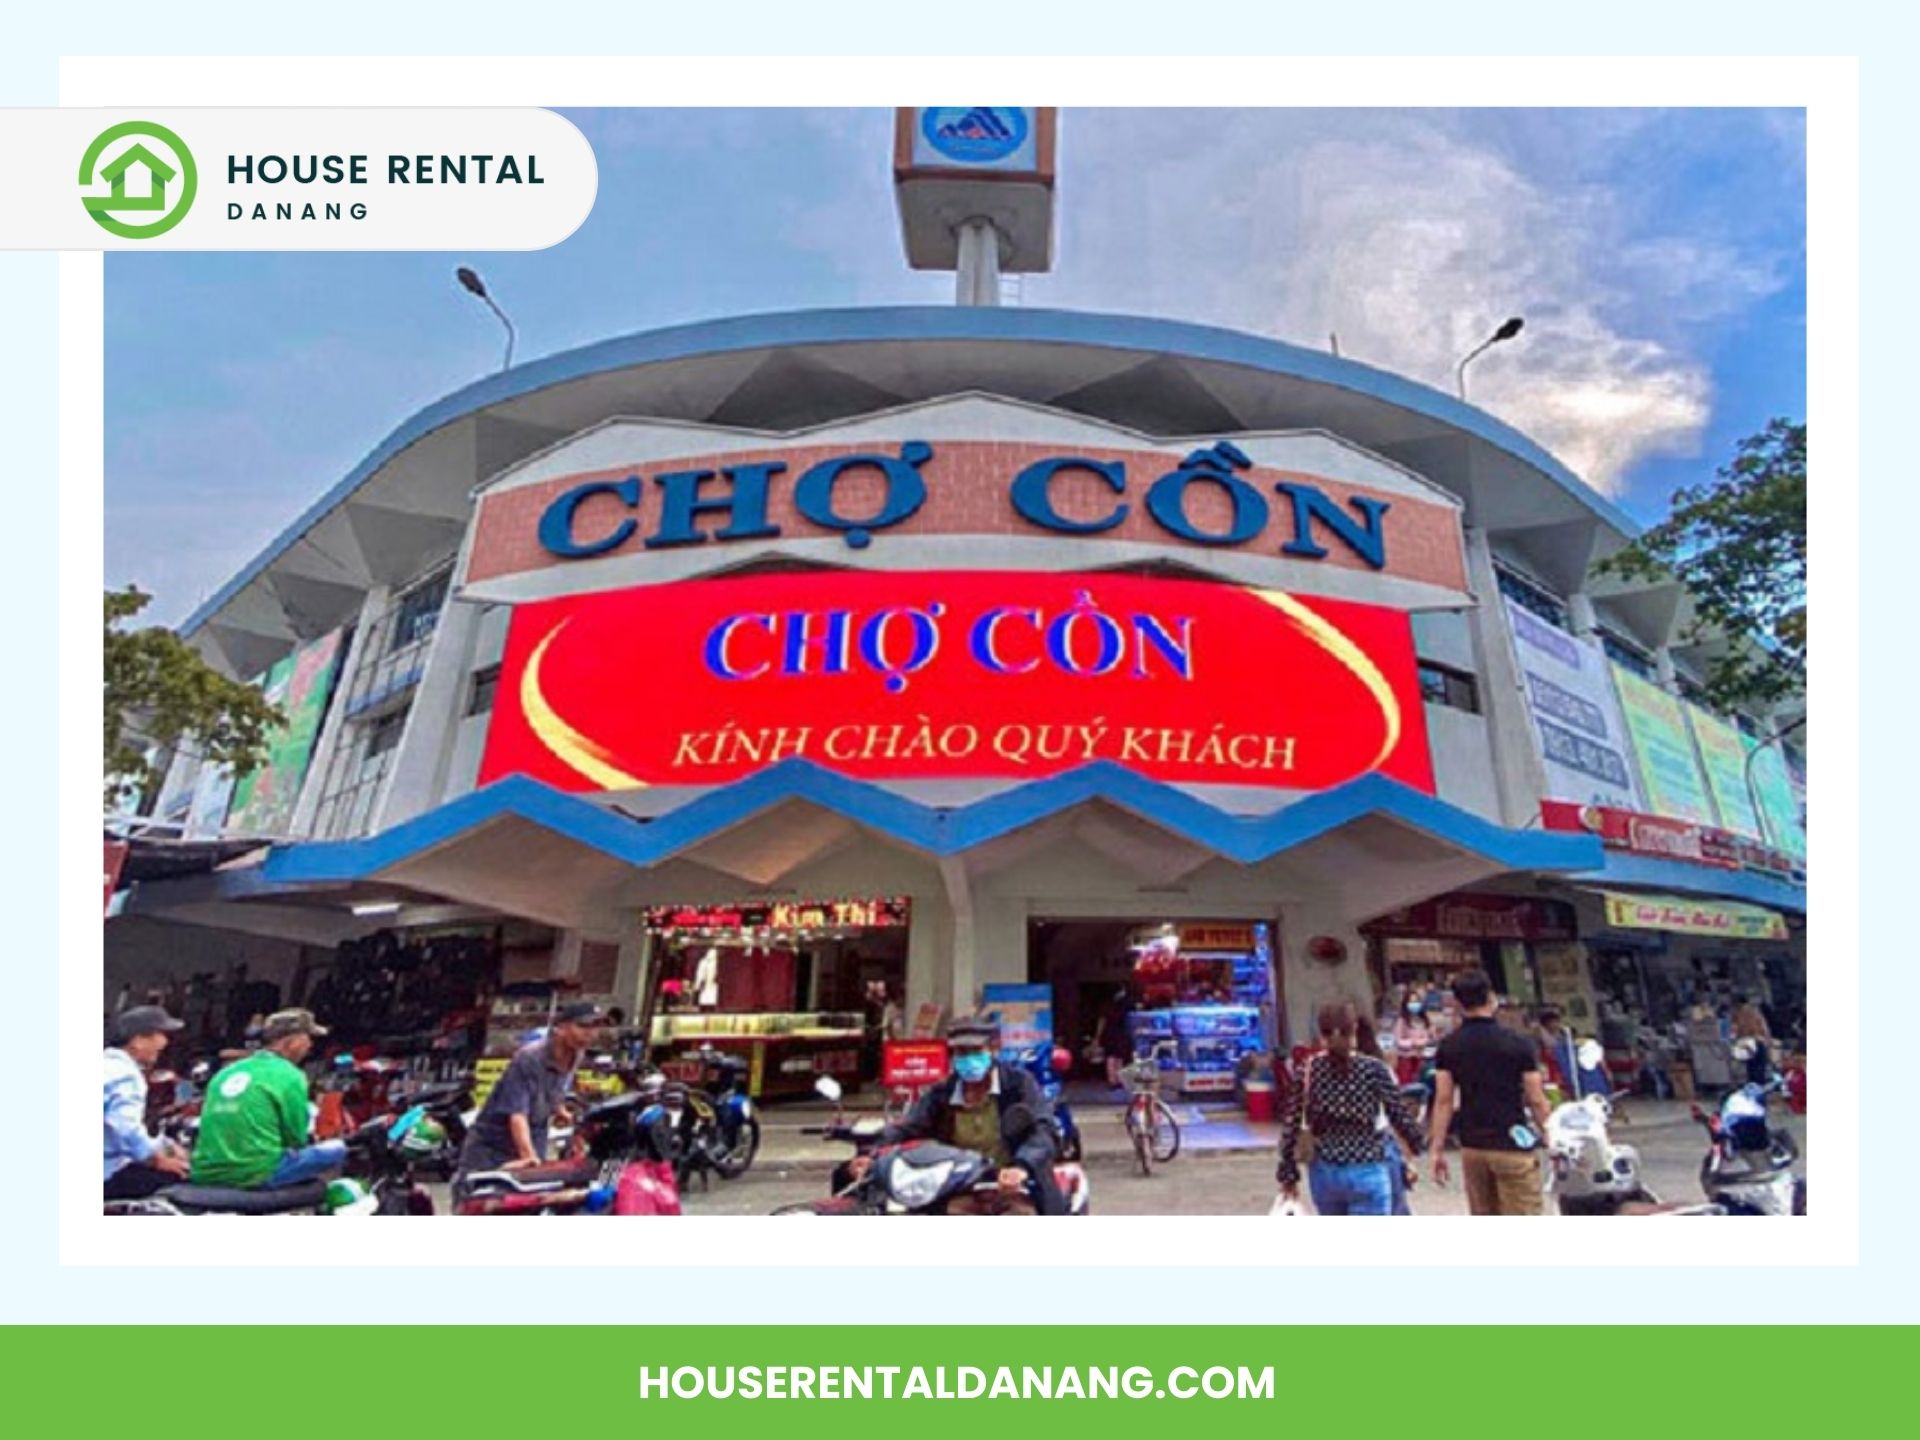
[753,1092,1743,1174]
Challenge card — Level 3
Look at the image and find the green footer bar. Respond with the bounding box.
[2,1325,1909,1432]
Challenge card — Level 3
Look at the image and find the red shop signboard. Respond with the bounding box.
[479,571,1434,794]
[1539,800,1797,875]
[1364,892,1577,942]
[882,1040,951,1089]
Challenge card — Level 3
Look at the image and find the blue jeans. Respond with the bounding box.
[1382,1137,1413,1215]
[1308,1158,1394,1215]
[266,1140,348,1188]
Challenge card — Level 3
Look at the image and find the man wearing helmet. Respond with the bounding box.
[852,1015,1065,1214]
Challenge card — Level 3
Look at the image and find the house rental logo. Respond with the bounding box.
[77,120,198,238]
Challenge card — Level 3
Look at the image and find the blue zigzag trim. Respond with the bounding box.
[259,760,1602,884]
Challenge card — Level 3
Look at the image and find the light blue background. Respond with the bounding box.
[6,4,1907,1324]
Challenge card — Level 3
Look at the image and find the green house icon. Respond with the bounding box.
[91,142,179,214]
[79,121,198,237]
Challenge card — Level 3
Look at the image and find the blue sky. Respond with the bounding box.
[105,107,1805,627]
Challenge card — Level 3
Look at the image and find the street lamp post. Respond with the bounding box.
[1456,316,1525,400]
[455,266,517,371]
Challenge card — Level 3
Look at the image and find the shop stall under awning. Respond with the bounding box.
[1580,889,1793,943]
[132,760,1603,938]
[1567,847,1806,916]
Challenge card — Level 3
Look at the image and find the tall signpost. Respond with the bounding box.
[894,108,1057,305]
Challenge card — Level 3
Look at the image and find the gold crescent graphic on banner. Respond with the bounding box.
[1250,589,1403,775]
[521,618,648,791]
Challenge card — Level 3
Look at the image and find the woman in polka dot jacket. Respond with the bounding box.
[1278,1001,1426,1215]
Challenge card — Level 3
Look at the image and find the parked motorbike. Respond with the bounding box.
[1544,1039,1643,1215]
[550,1050,755,1189]
[456,1083,683,1215]
[685,1044,762,1179]
[105,1114,396,1216]
[1693,1052,1805,1215]
[346,1094,470,1214]
[772,1077,1090,1215]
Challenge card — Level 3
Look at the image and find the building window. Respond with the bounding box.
[467,664,500,718]
[1599,630,1655,680]
[364,709,407,760]
[389,569,451,654]
[1418,661,1480,714]
[309,703,410,839]
[1494,566,1568,629]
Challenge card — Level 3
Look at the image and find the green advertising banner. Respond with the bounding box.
[2,1326,1911,1431]
[1611,663,1715,824]
[1685,703,1762,837]
[226,628,344,834]
[1748,737,1809,860]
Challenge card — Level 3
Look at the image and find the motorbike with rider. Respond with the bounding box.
[845,1015,1066,1215]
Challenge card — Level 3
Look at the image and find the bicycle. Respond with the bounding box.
[1120,1042,1182,1175]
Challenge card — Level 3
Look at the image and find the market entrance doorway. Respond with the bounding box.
[1027,918,1279,1098]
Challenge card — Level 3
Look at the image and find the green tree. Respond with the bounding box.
[1598,417,1805,714]
[104,586,284,807]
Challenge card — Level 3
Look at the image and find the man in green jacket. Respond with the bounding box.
[191,1009,346,1189]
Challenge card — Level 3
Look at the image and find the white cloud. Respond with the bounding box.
[1020,111,1784,495]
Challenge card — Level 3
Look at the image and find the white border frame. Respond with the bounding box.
[64,56,1856,1270]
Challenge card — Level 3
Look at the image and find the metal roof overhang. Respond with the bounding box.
[170,760,1607,934]
[178,306,1643,673]
[1566,851,1807,915]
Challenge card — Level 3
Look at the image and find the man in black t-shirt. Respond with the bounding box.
[1429,970,1553,1215]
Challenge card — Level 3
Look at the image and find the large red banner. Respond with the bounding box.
[479,571,1433,794]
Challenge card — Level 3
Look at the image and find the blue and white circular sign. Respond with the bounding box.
[920,107,1030,166]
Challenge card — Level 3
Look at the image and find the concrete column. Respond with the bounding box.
[940,857,980,1014]
[289,585,390,839]
[549,930,584,981]
[905,891,950,1023]
[1459,526,1552,829]
[374,596,483,829]
[612,922,652,1019]
[1277,903,1373,1047]
[970,898,1030,997]
[1654,646,1680,692]
[1567,590,1598,638]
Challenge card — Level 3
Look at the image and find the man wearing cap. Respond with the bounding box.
[190,1008,347,1189]
[455,1001,605,1187]
[858,1015,1065,1215]
[103,1006,193,1200]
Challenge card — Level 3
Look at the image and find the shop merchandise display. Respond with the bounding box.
[1122,924,1274,1096]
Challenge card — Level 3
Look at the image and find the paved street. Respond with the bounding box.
[677,1096,1809,1216]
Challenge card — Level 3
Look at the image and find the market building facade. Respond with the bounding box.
[113,114,1805,1099]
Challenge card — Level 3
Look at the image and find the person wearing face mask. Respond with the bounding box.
[1391,992,1436,1085]
[854,1015,1065,1214]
